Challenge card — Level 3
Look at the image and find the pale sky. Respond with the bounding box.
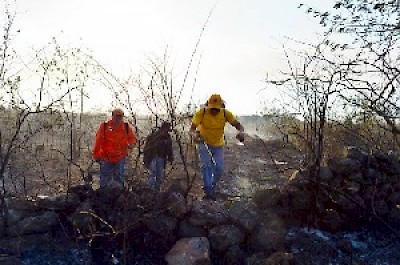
[7,0,332,115]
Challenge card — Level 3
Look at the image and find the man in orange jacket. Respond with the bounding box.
[93,108,137,187]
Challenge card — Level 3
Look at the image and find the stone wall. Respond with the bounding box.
[0,181,293,264]
[278,146,400,232]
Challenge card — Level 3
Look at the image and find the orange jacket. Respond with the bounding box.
[92,120,137,163]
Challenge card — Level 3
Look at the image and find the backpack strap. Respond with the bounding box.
[103,121,129,138]
[103,121,107,141]
[201,108,226,121]
[124,122,129,134]
[201,108,206,119]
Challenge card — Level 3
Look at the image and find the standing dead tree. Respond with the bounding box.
[0,2,98,200]
[267,40,347,168]
[93,1,219,200]
[261,0,399,227]
[265,37,362,226]
[79,5,218,262]
[303,0,400,150]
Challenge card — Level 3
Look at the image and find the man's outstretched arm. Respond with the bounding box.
[232,120,245,142]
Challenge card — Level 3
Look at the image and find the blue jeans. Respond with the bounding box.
[99,157,126,187]
[198,142,224,197]
[148,158,165,190]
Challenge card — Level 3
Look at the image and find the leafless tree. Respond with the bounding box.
[262,0,400,226]
[0,2,98,200]
[302,0,400,149]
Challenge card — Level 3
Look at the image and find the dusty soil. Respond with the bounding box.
[157,132,304,201]
[223,133,303,188]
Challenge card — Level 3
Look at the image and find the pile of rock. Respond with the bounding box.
[0,181,293,264]
[278,146,400,232]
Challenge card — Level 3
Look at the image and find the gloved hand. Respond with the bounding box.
[236,132,245,142]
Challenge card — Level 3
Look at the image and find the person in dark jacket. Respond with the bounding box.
[143,122,174,191]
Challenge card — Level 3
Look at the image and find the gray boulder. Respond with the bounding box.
[165,237,211,265]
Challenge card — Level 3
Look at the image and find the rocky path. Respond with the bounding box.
[218,133,303,199]
[174,133,304,201]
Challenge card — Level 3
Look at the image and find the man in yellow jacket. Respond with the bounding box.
[189,94,245,200]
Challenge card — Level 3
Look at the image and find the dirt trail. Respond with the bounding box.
[168,133,303,201]
[221,134,303,197]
